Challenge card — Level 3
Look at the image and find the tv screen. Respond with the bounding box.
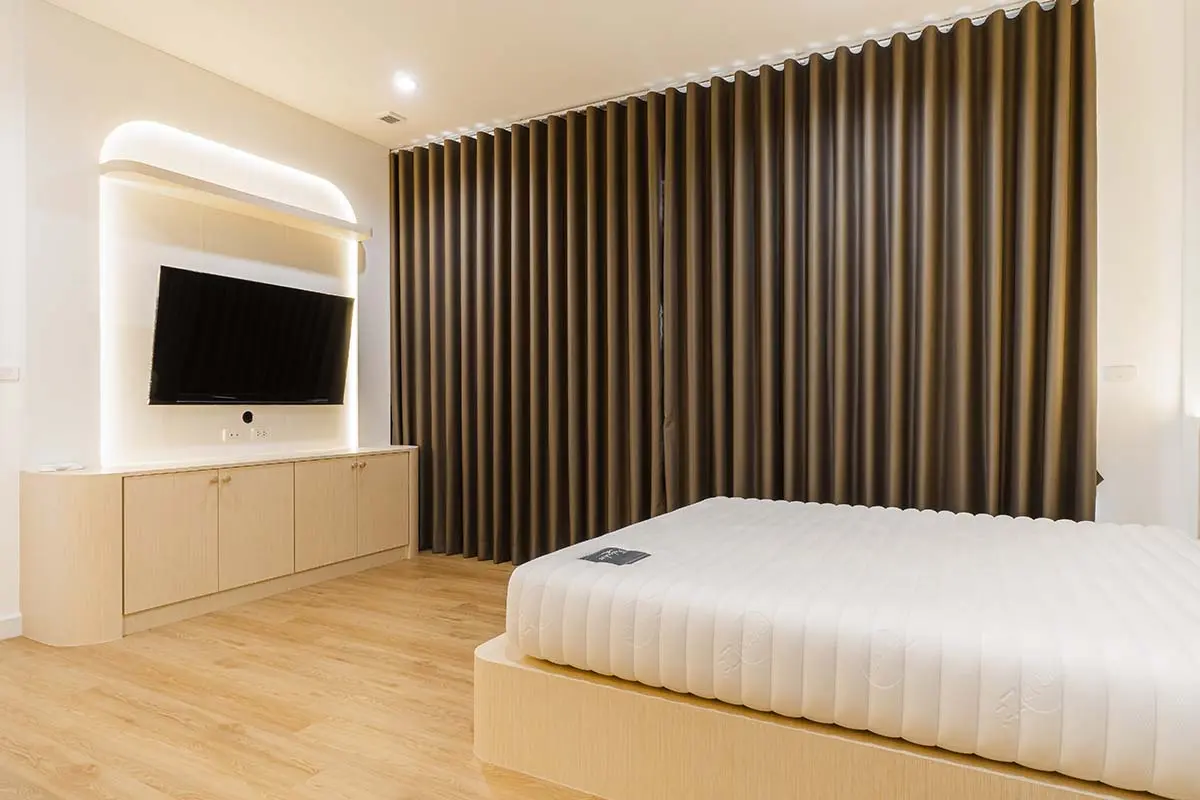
[149,266,353,405]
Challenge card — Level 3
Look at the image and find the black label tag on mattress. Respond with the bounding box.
[579,547,651,566]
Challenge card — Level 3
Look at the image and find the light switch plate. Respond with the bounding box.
[1102,364,1138,383]
[0,366,20,382]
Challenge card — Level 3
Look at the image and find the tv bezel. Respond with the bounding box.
[147,266,354,406]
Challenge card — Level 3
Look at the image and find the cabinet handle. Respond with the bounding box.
[209,476,219,485]
[221,475,232,484]
[358,461,367,469]
[351,462,359,470]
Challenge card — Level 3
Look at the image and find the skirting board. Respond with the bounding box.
[0,613,21,641]
[124,546,409,635]
[474,636,1156,800]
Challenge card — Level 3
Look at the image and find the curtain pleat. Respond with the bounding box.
[393,0,1097,561]
[708,80,733,502]
[456,138,476,556]
[624,99,652,527]
[489,130,511,561]
[470,135,493,559]
[528,121,548,559]
[564,112,587,549]
[545,117,568,556]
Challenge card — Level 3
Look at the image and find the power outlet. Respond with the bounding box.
[251,427,270,441]
[222,428,244,443]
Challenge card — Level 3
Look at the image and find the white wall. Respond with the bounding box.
[103,184,355,465]
[0,0,27,637]
[1094,0,1191,533]
[20,0,390,473]
[0,0,391,631]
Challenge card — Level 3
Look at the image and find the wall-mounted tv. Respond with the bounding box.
[148,266,353,405]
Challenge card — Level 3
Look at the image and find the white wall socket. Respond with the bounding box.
[251,427,270,440]
[222,428,244,443]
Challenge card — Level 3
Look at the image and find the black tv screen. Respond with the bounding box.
[149,266,353,405]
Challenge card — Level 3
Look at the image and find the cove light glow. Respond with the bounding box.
[99,121,360,465]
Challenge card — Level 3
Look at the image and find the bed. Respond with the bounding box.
[481,497,1200,800]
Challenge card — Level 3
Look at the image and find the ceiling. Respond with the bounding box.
[45,0,1003,149]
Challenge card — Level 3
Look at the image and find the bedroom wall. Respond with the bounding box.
[1094,0,1190,533]
[0,0,391,635]
[0,0,27,638]
[101,184,355,465]
[20,0,391,474]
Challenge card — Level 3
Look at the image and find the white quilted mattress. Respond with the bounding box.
[507,497,1200,800]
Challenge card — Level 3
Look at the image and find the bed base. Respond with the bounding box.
[474,635,1155,800]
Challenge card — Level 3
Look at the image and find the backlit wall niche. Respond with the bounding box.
[99,121,362,466]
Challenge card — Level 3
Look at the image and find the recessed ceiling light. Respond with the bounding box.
[393,72,418,94]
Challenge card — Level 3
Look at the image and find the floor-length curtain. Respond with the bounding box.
[660,0,1096,520]
[393,99,666,561]
[394,0,1097,562]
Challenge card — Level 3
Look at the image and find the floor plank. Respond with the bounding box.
[0,555,591,799]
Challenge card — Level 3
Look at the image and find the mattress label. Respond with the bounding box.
[579,547,651,566]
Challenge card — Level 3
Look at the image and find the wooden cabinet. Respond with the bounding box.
[124,470,219,613]
[217,463,295,590]
[295,457,358,571]
[356,452,411,556]
[23,446,417,644]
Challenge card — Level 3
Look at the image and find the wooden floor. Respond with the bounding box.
[0,555,592,800]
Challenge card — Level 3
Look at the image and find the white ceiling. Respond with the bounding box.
[45,0,1002,149]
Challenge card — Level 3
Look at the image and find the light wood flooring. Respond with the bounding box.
[0,555,591,799]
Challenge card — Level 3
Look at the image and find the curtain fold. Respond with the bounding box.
[392,0,1097,561]
[395,101,665,561]
[658,0,1095,520]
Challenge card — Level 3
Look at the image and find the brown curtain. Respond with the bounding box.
[393,0,1097,561]
[661,0,1096,520]
[393,100,666,561]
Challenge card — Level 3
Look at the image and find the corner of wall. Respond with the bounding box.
[0,613,22,641]
[0,0,28,625]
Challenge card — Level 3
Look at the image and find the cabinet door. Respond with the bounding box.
[356,453,410,556]
[124,470,219,613]
[218,463,295,590]
[294,457,358,571]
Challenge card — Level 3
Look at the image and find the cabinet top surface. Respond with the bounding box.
[25,445,417,478]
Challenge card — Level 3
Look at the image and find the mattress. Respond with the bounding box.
[507,497,1200,800]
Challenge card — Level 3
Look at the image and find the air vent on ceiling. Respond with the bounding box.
[377,111,407,125]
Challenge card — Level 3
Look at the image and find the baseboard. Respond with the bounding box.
[0,613,22,641]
